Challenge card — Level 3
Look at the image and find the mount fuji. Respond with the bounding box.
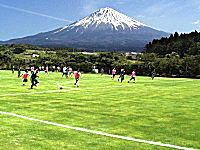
[1,7,169,52]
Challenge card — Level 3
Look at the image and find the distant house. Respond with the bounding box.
[125,52,141,60]
[24,53,40,58]
[32,54,40,57]
[81,52,97,55]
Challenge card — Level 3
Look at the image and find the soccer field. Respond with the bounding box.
[0,70,199,150]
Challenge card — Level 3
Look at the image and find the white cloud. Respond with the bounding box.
[193,20,200,25]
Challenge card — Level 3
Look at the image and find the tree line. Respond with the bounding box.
[1,30,200,78]
[0,44,140,74]
[141,30,200,77]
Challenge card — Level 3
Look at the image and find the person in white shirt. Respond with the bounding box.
[68,66,73,78]
[62,65,67,78]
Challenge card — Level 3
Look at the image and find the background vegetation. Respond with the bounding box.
[0,44,140,74]
[142,30,200,77]
[0,30,200,77]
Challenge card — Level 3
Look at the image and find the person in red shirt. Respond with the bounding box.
[22,69,29,86]
[74,70,81,87]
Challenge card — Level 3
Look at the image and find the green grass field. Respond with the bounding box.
[0,70,199,150]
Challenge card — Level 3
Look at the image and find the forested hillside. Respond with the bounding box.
[141,31,200,77]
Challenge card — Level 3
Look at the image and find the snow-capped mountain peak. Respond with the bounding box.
[4,7,169,52]
[88,7,146,29]
[55,7,146,33]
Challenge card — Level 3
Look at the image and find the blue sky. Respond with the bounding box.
[0,0,200,41]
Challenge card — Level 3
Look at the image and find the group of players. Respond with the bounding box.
[20,67,40,89]
[61,65,81,87]
[111,68,136,83]
[16,65,81,89]
[15,65,139,89]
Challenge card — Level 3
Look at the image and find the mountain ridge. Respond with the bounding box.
[1,7,170,52]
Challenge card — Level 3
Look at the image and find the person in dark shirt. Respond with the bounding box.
[18,66,22,78]
[118,69,125,83]
[151,69,156,80]
[30,69,39,89]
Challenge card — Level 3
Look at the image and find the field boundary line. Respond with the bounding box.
[0,111,197,150]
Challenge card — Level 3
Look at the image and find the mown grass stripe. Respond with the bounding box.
[0,90,69,97]
[0,111,196,150]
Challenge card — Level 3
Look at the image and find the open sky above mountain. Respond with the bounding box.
[0,0,199,41]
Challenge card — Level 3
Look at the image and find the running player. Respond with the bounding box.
[118,69,125,83]
[18,66,22,78]
[111,68,117,80]
[68,66,73,78]
[62,65,67,78]
[128,70,136,83]
[22,69,29,86]
[30,69,39,89]
[74,70,81,87]
[31,66,35,74]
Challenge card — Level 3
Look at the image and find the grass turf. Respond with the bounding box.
[0,70,199,150]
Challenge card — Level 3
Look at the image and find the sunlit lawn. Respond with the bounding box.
[0,70,199,150]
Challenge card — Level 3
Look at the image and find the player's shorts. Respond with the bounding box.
[23,79,28,82]
[130,77,135,80]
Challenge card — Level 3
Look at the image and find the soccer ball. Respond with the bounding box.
[59,86,63,90]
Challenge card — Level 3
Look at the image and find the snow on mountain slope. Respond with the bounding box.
[2,7,169,51]
[54,7,146,34]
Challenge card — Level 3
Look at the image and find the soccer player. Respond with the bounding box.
[57,66,61,72]
[18,66,22,78]
[12,66,14,74]
[128,70,136,83]
[22,69,29,86]
[31,66,35,74]
[111,68,117,80]
[62,65,67,78]
[68,66,73,78]
[151,69,156,80]
[42,66,45,71]
[45,66,48,74]
[100,68,104,76]
[52,66,55,72]
[118,69,125,83]
[30,69,39,89]
[74,70,81,87]
[39,66,42,71]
